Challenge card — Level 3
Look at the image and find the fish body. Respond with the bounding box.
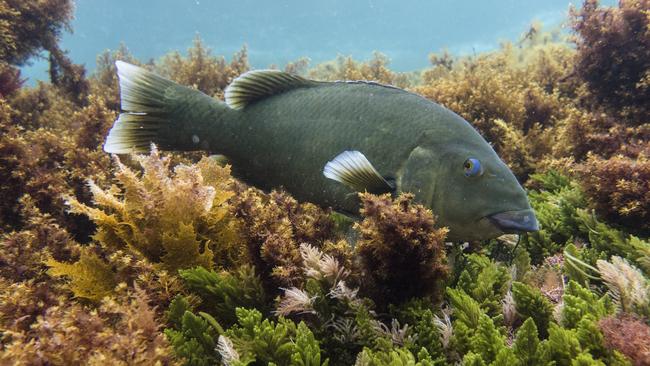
[105,62,538,241]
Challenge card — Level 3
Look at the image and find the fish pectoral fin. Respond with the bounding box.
[323,151,395,194]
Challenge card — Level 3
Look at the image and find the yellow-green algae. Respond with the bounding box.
[0,0,649,365]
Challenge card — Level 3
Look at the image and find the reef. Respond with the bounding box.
[1,0,649,365]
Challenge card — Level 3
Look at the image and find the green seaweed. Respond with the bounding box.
[223,308,328,366]
[456,254,510,321]
[178,265,267,327]
[511,282,554,338]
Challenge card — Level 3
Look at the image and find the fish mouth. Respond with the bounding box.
[487,209,539,233]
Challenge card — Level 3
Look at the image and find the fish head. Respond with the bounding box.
[400,138,538,242]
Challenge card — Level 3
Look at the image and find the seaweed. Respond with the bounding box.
[389,300,448,364]
[354,347,437,366]
[0,285,178,365]
[511,282,554,338]
[560,281,614,329]
[178,265,267,327]
[599,315,650,366]
[456,253,510,320]
[40,148,248,303]
[224,308,329,365]
[46,248,117,301]
[165,302,329,366]
[0,196,80,283]
[165,297,221,366]
[446,287,514,365]
[577,153,650,234]
[512,318,544,366]
[271,243,397,365]
[355,193,448,307]
[232,186,338,293]
[0,0,74,65]
[158,36,249,99]
[0,63,24,97]
[308,52,413,88]
[570,0,650,123]
[66,147,245,272]
[89,43,140,111]
[596,256,650,317]
[0,84,113,239]
[1,1,649,364]
[48,45,90,105]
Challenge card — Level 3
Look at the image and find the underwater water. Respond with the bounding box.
[1,0,649,365]
[21,0,617,83]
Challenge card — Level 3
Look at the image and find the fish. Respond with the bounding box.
[104,61,539,241]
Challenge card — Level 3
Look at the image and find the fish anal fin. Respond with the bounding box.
[323,151,395,194]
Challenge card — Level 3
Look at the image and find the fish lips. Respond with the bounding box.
[487,209,539,233]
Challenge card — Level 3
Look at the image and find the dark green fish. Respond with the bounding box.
[105,61,538,241]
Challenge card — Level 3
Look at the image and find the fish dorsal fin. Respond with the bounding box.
[333,79,403,91]
[323,151,395,194]
[225,70,315,109]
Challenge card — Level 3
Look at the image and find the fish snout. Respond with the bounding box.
[487,209,539,233]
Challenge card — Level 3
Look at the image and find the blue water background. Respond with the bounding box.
[21,0,616,83]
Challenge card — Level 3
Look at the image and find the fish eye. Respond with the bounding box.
[463,158,483,177]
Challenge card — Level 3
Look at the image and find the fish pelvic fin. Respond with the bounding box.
[225,69,316,110]
[105,61,227,154]
[323,151,395,194]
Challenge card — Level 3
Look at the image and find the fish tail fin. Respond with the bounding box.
[104,61,231,154]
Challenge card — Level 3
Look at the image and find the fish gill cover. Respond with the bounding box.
[0,0,649,365]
